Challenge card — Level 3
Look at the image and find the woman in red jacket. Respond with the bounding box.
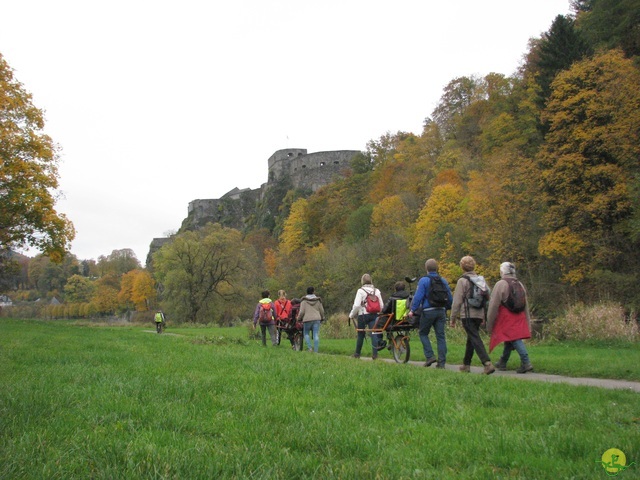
[486,262,534,374]
[274,289,292,324]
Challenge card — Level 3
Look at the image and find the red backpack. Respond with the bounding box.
[258,302,273,323]
[362,288,381,314]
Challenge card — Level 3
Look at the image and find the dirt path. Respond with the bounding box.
[363,357,640,393]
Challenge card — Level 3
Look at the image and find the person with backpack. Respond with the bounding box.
[486,262,534,373]
[408,259,453,368]
[253,290,277,347]
[297,286,325,353]
[348,273,384,360]
[450,256,495,374]
[154,310,165,334]
[274,290,292,327]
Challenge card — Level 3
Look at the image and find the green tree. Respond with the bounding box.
[575,0,640,57]
[153,223,255,323]
[63,274,95,303]
[96,249,141,277]
[0,53,75,261]
[527,15,591,110]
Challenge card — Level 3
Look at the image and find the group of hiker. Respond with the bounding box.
[253,287,325,353]
[256,255,534,373]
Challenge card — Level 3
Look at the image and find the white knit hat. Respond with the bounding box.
[500,262,516,276]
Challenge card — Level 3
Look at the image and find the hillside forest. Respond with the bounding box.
[2,1,640,328]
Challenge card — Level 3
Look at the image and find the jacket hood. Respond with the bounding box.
[465,273,488,290]
[302,294,322,304]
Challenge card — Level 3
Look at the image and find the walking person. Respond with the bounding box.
[486,262,534,373]
[297,286,325,353]
[450,256,495,374]
[349,274,384,360]
[408,259,453,368]
[274,289,292,326]
[253,290,277,346]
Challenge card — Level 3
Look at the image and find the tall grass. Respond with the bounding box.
[1,319,638,479]
[546,302,639,341]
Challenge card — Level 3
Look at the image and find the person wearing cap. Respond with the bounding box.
[486,262,534,373]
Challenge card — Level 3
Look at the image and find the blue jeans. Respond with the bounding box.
[419,308,447,366]
[500,339,530,365]
[355,313,380,357]
[303,320,321,352]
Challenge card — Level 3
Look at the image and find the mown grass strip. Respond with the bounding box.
[0,319,638,479]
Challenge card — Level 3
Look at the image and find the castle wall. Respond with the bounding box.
[267,149,358,190]
[152,148,359,256]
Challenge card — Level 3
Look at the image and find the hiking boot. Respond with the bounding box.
[424,356,437,367]
[351,353,361,359]
[516,363,534,374]
[494,359,507,371]
[372,354,378,360]
[483,361,496,375]
[436,363,445,369]
[459,364,471,373]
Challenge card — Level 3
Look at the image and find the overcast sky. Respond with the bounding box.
[1,0,571,265]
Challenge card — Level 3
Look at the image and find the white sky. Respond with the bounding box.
[1,0,571,265]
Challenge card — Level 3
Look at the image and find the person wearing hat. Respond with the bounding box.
[486,262,534,373]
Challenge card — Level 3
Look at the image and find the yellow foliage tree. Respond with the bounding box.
[538,49,640,280]
[411,183,468,265]
[370,195,411,241]
[279,198,310,256]
[0,53,75,260]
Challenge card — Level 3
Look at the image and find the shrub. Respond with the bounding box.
[322,312,354,339]
[546,302,639,341]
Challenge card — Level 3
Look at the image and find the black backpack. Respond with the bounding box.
[504,278,526,313]
[427,275,449,307]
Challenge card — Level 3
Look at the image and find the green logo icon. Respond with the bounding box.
[596,448,635,476]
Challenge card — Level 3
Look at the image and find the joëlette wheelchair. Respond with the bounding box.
[355,276,418,363]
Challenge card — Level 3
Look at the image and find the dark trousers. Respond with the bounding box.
[355,313,380,357]
[462,317,490,365]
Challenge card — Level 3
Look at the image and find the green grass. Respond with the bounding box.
[1,319,639,479]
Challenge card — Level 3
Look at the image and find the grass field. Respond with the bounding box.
[1,319,639,479]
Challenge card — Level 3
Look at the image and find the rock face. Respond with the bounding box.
[147,148,359,264]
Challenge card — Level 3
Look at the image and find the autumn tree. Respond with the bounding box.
[118,269,156,311]
[0,53,75,261]
[279,198,311,256]
[153,223,255,323]
[411,179,468,266]
[538,49,640,284]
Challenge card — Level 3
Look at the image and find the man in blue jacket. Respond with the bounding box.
[409,259,453,368]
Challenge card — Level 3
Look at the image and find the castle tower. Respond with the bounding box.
[267,148,308,182]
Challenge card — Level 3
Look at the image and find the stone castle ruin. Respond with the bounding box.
[147,148,360,264]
